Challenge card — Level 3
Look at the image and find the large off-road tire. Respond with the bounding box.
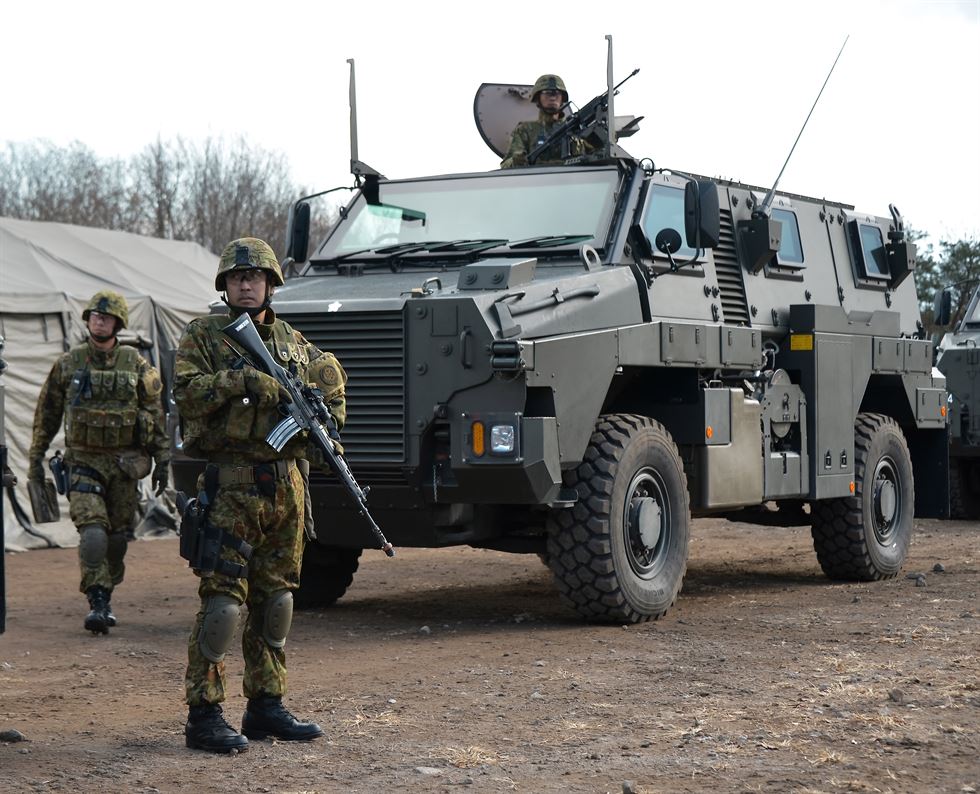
[810,413,913,580]
[294,543,362,609]
[950,459,980,520]
[545,414,690,623]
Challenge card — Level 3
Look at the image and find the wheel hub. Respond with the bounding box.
[876,479,897,524]
[629,497,662,550]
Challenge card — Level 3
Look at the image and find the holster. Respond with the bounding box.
[176,470,253,579]
[48,451,69,496]
[28,478,60,524]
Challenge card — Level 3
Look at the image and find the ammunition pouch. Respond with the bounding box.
[48,451,69,496]
[176,473,253,579]
[116,449,152,480]
[28,479,60,524]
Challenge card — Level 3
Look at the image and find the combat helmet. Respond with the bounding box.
[531,74,568,104]
[215,237,284,291]
[82,290,129,330]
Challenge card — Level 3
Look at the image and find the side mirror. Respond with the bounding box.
[684,180,720,250]
[933,288,953,327]
[286,202,311,264]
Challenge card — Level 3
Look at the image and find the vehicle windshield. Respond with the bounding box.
[315,168,620,259]
[966,292,980,326]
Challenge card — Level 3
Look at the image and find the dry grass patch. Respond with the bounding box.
[341,706,409,737]
[430,745,502,768]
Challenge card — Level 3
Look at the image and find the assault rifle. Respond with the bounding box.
[222,313,395,557]
[526,68,639,165]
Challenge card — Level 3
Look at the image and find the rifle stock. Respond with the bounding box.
[222,313,395,557]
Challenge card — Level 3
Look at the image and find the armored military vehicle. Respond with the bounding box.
[935,282,980,518]
[173,53,948,623]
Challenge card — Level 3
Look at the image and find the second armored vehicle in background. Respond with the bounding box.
[935,282,980,518]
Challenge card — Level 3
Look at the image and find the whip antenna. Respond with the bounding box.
[760,35,849,215]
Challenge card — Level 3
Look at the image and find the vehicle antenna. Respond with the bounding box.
[759,35,849,216]
[605,34,615,157]
[347,58,382,184]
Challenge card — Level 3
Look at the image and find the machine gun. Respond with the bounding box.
[222,313,395,557]
[526,68,640,165]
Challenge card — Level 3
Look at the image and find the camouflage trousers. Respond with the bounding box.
[66,449,140,594]
[184,461,305,707]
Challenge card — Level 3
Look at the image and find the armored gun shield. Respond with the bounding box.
[473,83,537,158]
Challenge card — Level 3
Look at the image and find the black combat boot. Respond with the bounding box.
[241,696,324,741]
[104,591,117,627]
[84,586,110,635]
[185,704,249,753]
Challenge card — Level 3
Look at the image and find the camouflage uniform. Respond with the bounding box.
[174,253,346,708]
[501,110,593,168]
[29,292,168,598]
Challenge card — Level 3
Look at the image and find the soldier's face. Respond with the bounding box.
[87,311,117,338]
[225,268,269,307]
[537,89,563,113]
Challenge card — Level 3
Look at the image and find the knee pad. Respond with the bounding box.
[258,589,293,649]
[199,595,242,663]
[78,525,108,569]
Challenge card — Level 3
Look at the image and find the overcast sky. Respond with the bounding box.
[4,0,978,248]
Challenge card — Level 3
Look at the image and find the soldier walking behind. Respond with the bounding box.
[28,290,170,634]
[173,237,347,753]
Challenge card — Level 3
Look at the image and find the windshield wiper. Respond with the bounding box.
[428,238,509,253]
[321,238,517,273]
[509,234,594,249]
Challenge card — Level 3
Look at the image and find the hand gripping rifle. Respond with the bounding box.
[222,313,395,557]
[526,68,639,165]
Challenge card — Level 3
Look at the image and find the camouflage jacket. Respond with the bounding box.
[29,339,169,474]
[173,309,347,463]
[500,110,594,168]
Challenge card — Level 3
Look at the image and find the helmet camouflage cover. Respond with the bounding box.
[531,74,568,104]
[215,237,284,291]
[82,289,129,330]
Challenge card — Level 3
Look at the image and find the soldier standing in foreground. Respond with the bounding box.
[28,291,170,634]
[174,237,347,754]
[501,73,593,168]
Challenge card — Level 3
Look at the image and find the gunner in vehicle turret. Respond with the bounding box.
[500,73,594,168]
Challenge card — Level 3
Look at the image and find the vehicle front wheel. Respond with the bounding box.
[545,414,690,623]
[810,413,914,580]
[294,543,362,609]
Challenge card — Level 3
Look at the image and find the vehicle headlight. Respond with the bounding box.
[490,424,516,454]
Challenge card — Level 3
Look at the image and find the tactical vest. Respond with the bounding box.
[64,344,141,449]
[182,316,311,461]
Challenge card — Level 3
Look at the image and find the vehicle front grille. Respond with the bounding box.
[714,209,750,326]
[285,310,406,464]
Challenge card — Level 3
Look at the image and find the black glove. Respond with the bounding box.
[152,462,169,496]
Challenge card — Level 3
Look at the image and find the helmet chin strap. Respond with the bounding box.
[90,332,116,343]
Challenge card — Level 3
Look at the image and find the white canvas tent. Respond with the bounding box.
[0,217,217,550]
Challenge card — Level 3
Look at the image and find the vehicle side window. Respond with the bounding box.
[642,184,695,258]
[772,208,803,266]
[847,219,889,281]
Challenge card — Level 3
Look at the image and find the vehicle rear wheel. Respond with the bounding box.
[545,414,690,623]
[810,413,913,580]
[294,543,362,609]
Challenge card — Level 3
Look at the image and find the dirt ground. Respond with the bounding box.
[1,516,977,794]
